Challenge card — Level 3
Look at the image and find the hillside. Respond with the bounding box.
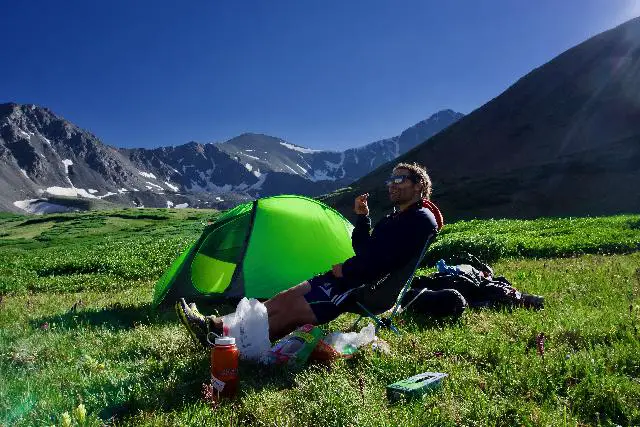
[326,17,640,222]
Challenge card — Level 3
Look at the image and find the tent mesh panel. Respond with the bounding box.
[191,212,251,294]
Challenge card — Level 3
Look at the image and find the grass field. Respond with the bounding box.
[1,209,639,426]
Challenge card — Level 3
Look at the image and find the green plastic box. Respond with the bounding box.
[386,372,447,403]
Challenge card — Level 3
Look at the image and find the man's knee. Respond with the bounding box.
[266,281,311,314]
[274,281,311,304]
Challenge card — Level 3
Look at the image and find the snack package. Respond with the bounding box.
[310,339,345,361]
[268,324,323,367]
[311,323,376,361]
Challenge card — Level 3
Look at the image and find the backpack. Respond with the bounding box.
[402,252,544,312]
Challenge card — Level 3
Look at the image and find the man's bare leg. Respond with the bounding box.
[207,281,318,341]
[264,281,318,340]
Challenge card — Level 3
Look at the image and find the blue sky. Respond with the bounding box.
[3,1,639,151]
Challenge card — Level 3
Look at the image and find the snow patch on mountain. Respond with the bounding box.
[139,171,156,179]
[62,159,73,174]
[284,164,299,174]
[175,203,188,208]
[43,186,115,200]
[280,141,320,153]
[164,181,179,191]
[189,179,233,194]
[46,186,83,197]
[145,181,163,190]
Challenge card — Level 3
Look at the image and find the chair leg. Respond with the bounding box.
[351,315,363,331]
[388,322,400,335]
[371,316,387,333]
[355,302,399,334]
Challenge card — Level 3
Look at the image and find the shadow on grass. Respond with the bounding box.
[96,352,299,423]
[96,357,210,422]
[30,302,177,331]
[389,308,466,330]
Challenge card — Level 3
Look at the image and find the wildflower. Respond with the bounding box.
[74,403,86,424]
[40,322,49,331]
[61,411,72,427]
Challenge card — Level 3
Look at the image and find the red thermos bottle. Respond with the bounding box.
[210,336,239,398]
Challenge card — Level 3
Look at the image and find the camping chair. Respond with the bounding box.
[350,233,435,335]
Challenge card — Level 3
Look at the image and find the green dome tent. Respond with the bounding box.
[153,195,355,307]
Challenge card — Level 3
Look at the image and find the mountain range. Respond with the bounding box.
[5,16,640,220]
[0,104,462,213]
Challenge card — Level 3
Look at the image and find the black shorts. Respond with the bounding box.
[304,272,358,324]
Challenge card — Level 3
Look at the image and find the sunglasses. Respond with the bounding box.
[385,175,413,186]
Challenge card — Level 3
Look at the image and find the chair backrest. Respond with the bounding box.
[352,232,435,314]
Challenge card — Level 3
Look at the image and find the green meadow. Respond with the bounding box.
[1,209,639,426]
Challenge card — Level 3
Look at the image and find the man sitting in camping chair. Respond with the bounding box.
[177,162,443,345]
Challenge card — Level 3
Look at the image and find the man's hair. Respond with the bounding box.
[393,162,432,199]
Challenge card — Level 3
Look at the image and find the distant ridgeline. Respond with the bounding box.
[0,102,462,214]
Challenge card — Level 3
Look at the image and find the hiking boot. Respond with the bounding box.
[521,293,545,310]
[188,302,202,316]
[189,302,220,319]
[175,298,221,347]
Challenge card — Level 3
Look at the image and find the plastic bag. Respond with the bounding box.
[221,298,271,363]
[268,324,323,367]
[312,323,376,360]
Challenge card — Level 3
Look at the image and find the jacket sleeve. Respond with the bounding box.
[341,214,436,285]
[351,214,372,255]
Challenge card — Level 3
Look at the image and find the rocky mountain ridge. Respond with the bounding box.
[0,103,462,213]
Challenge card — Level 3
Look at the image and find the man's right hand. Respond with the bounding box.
[354,193,369,216]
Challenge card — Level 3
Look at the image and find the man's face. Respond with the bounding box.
[387,168,421,204]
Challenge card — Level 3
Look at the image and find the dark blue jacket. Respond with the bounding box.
[339,200,438,289]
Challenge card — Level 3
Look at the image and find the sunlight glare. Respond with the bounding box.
[620,0,640,21]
